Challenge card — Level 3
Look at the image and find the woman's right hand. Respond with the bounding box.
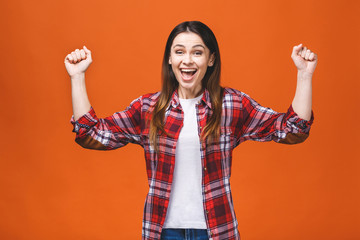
[64,46,92,78]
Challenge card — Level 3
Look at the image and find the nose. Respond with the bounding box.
[182,53,193,65]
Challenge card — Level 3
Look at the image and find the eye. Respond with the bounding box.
[175,50,184,54]
[194,51,203,56]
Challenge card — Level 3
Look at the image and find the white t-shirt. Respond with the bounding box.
[163,94,207,229]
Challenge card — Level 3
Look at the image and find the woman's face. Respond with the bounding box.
[169,32,214,99]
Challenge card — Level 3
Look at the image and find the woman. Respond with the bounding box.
[64,21,317,240]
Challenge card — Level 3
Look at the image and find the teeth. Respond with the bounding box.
[181,69,197,72]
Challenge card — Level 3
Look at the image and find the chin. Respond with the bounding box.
[178,80,196,88]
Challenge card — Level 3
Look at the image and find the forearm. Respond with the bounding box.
[291,71,312,121]
[71,73,91,121]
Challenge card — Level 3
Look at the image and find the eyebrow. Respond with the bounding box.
[173,44,205,49]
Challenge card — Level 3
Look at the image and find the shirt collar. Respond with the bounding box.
[168,88,212,110]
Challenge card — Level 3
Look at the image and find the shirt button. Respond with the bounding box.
[210,231,213,236]
[206,210,209,214]
[204,167,207,171]
[204,189,207,193]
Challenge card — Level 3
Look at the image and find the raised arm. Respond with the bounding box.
[237,44,317,145]
[64,46,92,121]
[291,44,318,121]
[64,46,144,150]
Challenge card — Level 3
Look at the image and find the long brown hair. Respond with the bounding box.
[149,21,223,150]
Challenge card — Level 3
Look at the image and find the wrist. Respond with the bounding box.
[297,70,313,81]
[71,73,86,90]
[70,72,85,81]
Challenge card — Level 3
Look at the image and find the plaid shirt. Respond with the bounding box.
[71,87,314,240]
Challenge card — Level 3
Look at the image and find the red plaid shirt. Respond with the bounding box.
[71,88,314,240]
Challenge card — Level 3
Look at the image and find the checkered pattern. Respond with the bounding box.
[71,88,314,240]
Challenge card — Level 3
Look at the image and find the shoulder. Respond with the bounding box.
[222,87,260,110]
[140,91,161,102]
[136,91,161,110]
[223,87,249,100]
[124,92,160,109]
[128,92,160,104]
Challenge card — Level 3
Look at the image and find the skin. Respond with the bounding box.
[291,43,318,120]
[168,32,215,99]
[64,46,92,121]
[65,40,317,122]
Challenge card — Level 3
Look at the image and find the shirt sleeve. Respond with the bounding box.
[238,93,314,145]
[70,96,143,150]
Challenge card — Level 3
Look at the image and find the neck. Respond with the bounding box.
[178,86,203,99]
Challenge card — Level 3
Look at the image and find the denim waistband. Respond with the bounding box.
[160,228,209,240]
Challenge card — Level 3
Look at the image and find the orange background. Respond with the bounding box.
[1,0,359,239]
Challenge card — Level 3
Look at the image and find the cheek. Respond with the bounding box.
[198,61,209,73]
[170,55,181,65]
[197,58,209,68]
[171,64,179,75]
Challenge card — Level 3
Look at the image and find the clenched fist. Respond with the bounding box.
[291,43,318,77]
[64,46,92,78]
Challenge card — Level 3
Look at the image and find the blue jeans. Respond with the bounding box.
[160,228,209,240]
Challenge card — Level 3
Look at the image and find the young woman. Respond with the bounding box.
[64,21,317,240]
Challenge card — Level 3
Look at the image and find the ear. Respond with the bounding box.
[208,53,215,67]
[168,56,172,65]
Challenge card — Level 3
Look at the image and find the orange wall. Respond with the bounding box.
[0,0,359,239]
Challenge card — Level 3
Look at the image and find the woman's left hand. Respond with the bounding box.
[291,44,318,77]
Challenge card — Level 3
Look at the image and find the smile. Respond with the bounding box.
[180,68,197,81]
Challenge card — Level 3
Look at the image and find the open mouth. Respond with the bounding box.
[180,68,197,79]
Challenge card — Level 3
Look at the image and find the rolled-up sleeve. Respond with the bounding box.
[71,107,98,134]
[238,93,314,145]
[70,97,143,150]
